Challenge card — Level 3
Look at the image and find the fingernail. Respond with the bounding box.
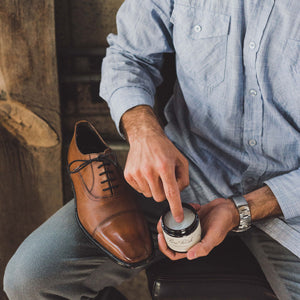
[175,213,184,222]
[175,216,182,223]
[187,252,196,260]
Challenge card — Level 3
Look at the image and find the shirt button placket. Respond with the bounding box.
[243,36,261,191]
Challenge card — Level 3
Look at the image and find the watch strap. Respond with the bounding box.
[230,196,251,232]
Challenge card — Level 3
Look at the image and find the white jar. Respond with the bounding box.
[161,203,201,253]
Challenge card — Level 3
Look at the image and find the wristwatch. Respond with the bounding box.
[230,196,252,232]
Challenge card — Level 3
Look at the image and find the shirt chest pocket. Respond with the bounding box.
[171,6,230,89]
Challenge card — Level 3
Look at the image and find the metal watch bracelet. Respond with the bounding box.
[230,196,252,232]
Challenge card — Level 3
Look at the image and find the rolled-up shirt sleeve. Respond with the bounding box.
[99,0,174,134]
[265,169,300,220]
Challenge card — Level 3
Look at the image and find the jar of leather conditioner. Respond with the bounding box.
[161,203,201,253]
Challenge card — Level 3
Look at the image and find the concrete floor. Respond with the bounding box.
[117,270,152,300]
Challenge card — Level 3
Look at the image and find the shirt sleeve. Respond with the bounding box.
[264,168,300,220]
[99,0,175,135]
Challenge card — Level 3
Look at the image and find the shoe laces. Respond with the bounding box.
[68,153,120,193]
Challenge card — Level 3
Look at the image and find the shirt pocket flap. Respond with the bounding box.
[189,11,230,40]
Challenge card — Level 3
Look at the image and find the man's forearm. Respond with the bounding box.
[244,185,283,221]
[120,105,165,143]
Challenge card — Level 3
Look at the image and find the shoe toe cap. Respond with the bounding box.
[93,211,153,264]
[94,212,153,263]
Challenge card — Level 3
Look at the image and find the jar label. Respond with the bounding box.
[163,222,201,252]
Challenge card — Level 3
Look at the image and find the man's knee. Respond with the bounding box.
[3,247,55,299]
[4,253,40,299]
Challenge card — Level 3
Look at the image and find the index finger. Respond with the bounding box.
[160,169,184,222]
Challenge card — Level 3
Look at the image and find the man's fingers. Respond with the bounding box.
[124,169,152,197]
[187,239,214,260]
[145,175,166,202]
[158,220,187,260]
[137,177,152,197]
[133,178,152,197]
[157,218,163,234]
[123,173,142,193]
[175,159,189,191]
[158,233,187,260]
[186,228,224,260]
[161,170,183,222]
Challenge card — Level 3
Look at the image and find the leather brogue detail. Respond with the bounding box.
[68,120,153,268]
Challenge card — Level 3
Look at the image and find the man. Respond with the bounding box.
[4,0,300,299]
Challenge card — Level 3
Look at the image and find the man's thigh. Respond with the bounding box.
[4,199,164,300]
[241,228,300,300]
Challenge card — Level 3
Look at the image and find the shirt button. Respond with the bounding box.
[249,41,256,50]
[249,89,257,96]
[248,139,257,147]
[194,25,202,32]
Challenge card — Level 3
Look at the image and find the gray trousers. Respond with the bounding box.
[4,159,300,300]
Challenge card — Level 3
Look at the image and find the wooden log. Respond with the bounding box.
[0,1,63,298]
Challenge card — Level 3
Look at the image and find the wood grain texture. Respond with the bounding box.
[0,1,63,298]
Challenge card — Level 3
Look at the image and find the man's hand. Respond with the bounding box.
[157,199,240,260]
[157,185,283,260]
[121,105,189,222]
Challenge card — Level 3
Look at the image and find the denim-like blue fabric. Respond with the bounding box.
[100,0,300,257]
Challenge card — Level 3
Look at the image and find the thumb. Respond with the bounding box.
[187,226,224,260]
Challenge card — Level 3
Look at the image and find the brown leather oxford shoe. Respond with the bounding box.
[67,120,153,268]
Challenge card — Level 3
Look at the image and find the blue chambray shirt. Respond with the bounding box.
[100,0,300,257]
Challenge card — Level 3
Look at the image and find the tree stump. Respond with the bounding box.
[0,1,63,298]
